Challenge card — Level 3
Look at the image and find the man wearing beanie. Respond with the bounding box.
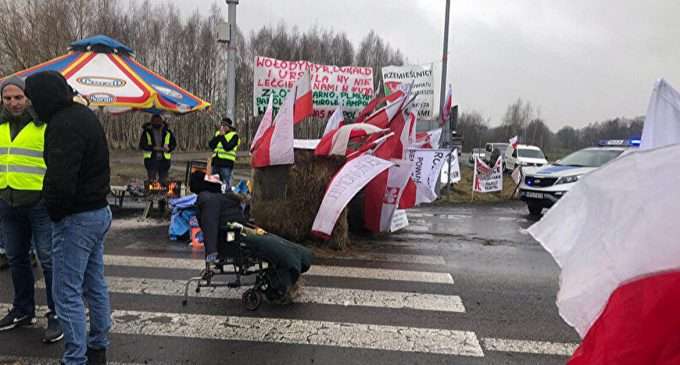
[0,76,63,344]
[25,71,111,365]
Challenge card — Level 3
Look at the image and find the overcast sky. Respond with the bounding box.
[163,0,680,130]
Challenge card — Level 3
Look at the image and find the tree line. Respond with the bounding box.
[456,99,644,157]
[0,0,404,150]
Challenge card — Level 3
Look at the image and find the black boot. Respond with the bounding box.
[86,347,107,365]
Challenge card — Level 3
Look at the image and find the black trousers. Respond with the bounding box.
[144,158,171,184]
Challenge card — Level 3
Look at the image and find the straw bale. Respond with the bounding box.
[251,149,349,250]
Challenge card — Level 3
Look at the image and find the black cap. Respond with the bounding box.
[221,117,234,128]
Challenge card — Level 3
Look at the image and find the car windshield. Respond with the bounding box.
[518,149,545,159]
[557,149,624,167]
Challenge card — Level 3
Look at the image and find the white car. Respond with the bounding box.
[519,146,628,215]
[504,144,548,171]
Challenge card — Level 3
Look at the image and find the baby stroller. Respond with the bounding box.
[182,222,312,311]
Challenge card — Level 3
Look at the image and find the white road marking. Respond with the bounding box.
[481,337,578,356]
[0,355,141,365]
[325,252,446,265]
[38,277,465,313]
[0,304,483,357]
[103,255,454,284]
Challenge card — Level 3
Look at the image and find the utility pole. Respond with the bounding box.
[225,0,238,121]
[440,0,453,186]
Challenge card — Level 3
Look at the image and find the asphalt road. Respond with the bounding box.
[0,201,578,364]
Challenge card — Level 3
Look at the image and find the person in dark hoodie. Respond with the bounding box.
[0,76,63,344]
[139,114,176,185]
[25,71,111,365]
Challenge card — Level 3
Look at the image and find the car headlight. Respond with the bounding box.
[555,175,581,185]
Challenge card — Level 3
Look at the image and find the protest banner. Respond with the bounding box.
[407,148,449,204]
[390,209,409,232]
[473,156,503,193]
[382,64,435,119]
[253,56,374,119]
[311,155,393,238]
[439,149,461,184]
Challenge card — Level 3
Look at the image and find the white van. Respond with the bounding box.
[504,144,548,171]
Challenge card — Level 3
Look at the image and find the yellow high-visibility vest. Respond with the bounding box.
[212,131,239,161]
[0,121,47,191]
[143,130,172,160]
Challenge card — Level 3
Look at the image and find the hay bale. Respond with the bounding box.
[251,149,349,250]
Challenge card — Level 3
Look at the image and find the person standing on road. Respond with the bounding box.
[139,114,176,185]
[209,117,239,188]
[0,76,63,344]
[26,71,112,365]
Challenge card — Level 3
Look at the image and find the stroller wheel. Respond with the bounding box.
[242,289,262,311]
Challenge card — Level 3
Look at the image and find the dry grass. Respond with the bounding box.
[251,150,349,250]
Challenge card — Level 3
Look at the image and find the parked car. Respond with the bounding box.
[470,148,486,164]
[519,145,629,215]
[484,142,509,165]
[504,144,548,171]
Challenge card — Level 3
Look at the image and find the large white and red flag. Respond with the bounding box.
[311,154,394,238]
[528,79,680,365]
[250,94,273,152]
[362,108,415,232]
[314,124,387,157]
[363,91,407,129]
[251,85,295,168]
[439,83,452,126]
[293,70,313,124]
[322,105,344,137]
[528,144,680,365]
[354,82,383,123]
[414,128,443,149]
[640,78,680,150]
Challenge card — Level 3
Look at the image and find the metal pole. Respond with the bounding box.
[440,0,452,186]
[226,0,238,121]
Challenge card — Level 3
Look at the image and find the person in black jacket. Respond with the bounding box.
[25,71,111,365]
[139,114,176,185]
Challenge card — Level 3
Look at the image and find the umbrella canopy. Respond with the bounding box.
[8,35,210,114]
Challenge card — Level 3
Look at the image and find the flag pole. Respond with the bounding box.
[440,0,452,189]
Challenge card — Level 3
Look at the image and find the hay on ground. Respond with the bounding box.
[251,149,349,250]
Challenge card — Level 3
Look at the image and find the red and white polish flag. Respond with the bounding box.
[293,70,313,124]
[529,145,680,364]
[440,83,452,126]
[322,105,344,137]
[251,85,295,168]
[314,123,387,157]
[311,154,394,238]
[250,94,273,152]
[363,92,406,129]
[509,135,519,149]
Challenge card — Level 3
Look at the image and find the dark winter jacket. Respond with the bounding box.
[138,122,176,161]
[25,71,110,222]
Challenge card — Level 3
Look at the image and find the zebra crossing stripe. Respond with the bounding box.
[325,252,446,265]
[481,337,578,356]
[0,304,483,357]
[36,276,466,312]
[103,255,454,284]
[0,355,141,365]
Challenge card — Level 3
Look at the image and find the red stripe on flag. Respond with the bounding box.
[363,169,389,233]
[294,90,313,124]
[568,270,680,365]
[250,127,274,168]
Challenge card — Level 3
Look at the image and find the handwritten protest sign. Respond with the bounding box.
[253,56,374,119]
[382,64,435,119]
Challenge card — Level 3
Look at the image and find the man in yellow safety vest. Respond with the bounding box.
[0,76,63,344]
[209,117,239,187]
[138,114,176,184]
